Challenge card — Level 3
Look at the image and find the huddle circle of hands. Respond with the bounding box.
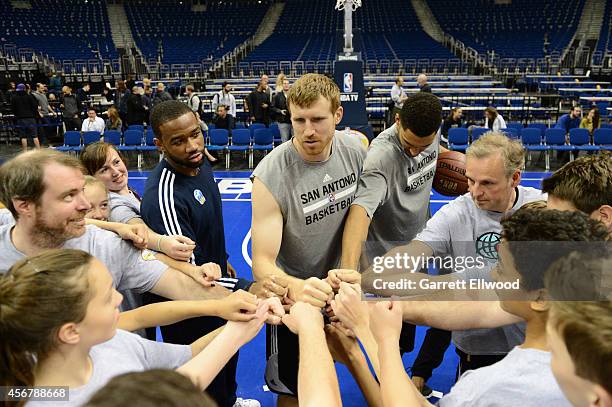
[215,268,405,344]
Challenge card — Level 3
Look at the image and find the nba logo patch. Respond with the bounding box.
[343,73,353,92]
[329,193,336,203]
[193,189,206,205]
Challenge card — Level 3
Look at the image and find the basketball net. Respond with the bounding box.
[335,0,362,11]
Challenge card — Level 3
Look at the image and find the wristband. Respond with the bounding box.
[156,235,165,252]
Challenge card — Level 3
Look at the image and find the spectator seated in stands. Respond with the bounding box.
[212,82,237,128]
[440,107,463,145]
[213,105,233,131]
[484,106,507,131]
[82,108,106,134]
[579,107,600,135]
[555,106,582,133]
[105,106,122,131]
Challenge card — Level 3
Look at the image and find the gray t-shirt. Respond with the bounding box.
[415,186,546,355]
[0,208,14,227]
[353,124,438,259]
[439,347,571,407]
[26,329,191,407]
[252,132,366,279]
[0,224,166,294]
[109,191,142,224]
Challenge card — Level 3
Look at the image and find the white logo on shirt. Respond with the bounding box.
[193,189,206,205]
[323,174,333,183]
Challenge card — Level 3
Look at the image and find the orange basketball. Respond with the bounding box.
[433,151,468,196]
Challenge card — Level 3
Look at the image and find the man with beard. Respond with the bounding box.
[0,150,232,303]
[140,100,274,407]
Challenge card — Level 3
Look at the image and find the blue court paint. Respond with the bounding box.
[129,170,550,406]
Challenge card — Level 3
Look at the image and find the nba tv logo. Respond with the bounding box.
[343,73,353,92]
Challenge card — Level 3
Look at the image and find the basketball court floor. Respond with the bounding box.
[125,169,551,407]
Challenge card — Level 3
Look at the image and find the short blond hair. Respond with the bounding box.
[84,175,108,193]
[287,73,340,115]
[467,132,525,177]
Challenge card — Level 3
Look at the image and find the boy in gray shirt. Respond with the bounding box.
[373,209,607,407]
[250,74,366,402]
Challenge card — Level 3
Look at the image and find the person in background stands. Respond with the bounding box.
[153,82,173,107]
[579,107,600,136]
[417,74,432,93]
[390,76,407,127]
[126,87,147,126]
[272,79,292,142]
[105,106,123,131]
[77,83,91,107]
[81,108,106,134]
[61,85,82,131]
[11,83,40,152]
[212,82,236,129]
[247,80,270,126]
[484,107,507,132]
[555,106,582,133]
[440,107,463,147]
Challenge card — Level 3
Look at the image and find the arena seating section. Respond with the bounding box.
[0,0,116,61]
[243,0,454,70]
[430,0,584,62]
[125,1,269,65]
[2,0,606,75]
[592,1,611,65]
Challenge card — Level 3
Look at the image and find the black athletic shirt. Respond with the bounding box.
[141,158,251,290]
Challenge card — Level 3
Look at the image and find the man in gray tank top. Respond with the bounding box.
[251,74,366,404]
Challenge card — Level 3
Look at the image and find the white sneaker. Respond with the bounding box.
[232,398,261,407]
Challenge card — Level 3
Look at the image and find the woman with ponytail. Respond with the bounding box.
[0,249,270,406]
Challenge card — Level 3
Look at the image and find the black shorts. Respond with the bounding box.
[265,323,299,396]
[16,118,37,139]
[264,321,415,396]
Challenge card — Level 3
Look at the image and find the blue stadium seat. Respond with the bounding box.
[448,128,469,151]
[269,123,282,145]
[208,129,230,168]
[249,123,266,137]
[471,127,489,142]
[228,128,252,168]
[503,128,520,139]
[545,129,574,163]
[569,128,600,153]
[55,131,81,152]
[127,125,144,133]
[252,128,274,165]
[521,128,549,169]
[103,130,122,146]
[594,128,612,150]
[83,131,101,145]
[527,123,548,137]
